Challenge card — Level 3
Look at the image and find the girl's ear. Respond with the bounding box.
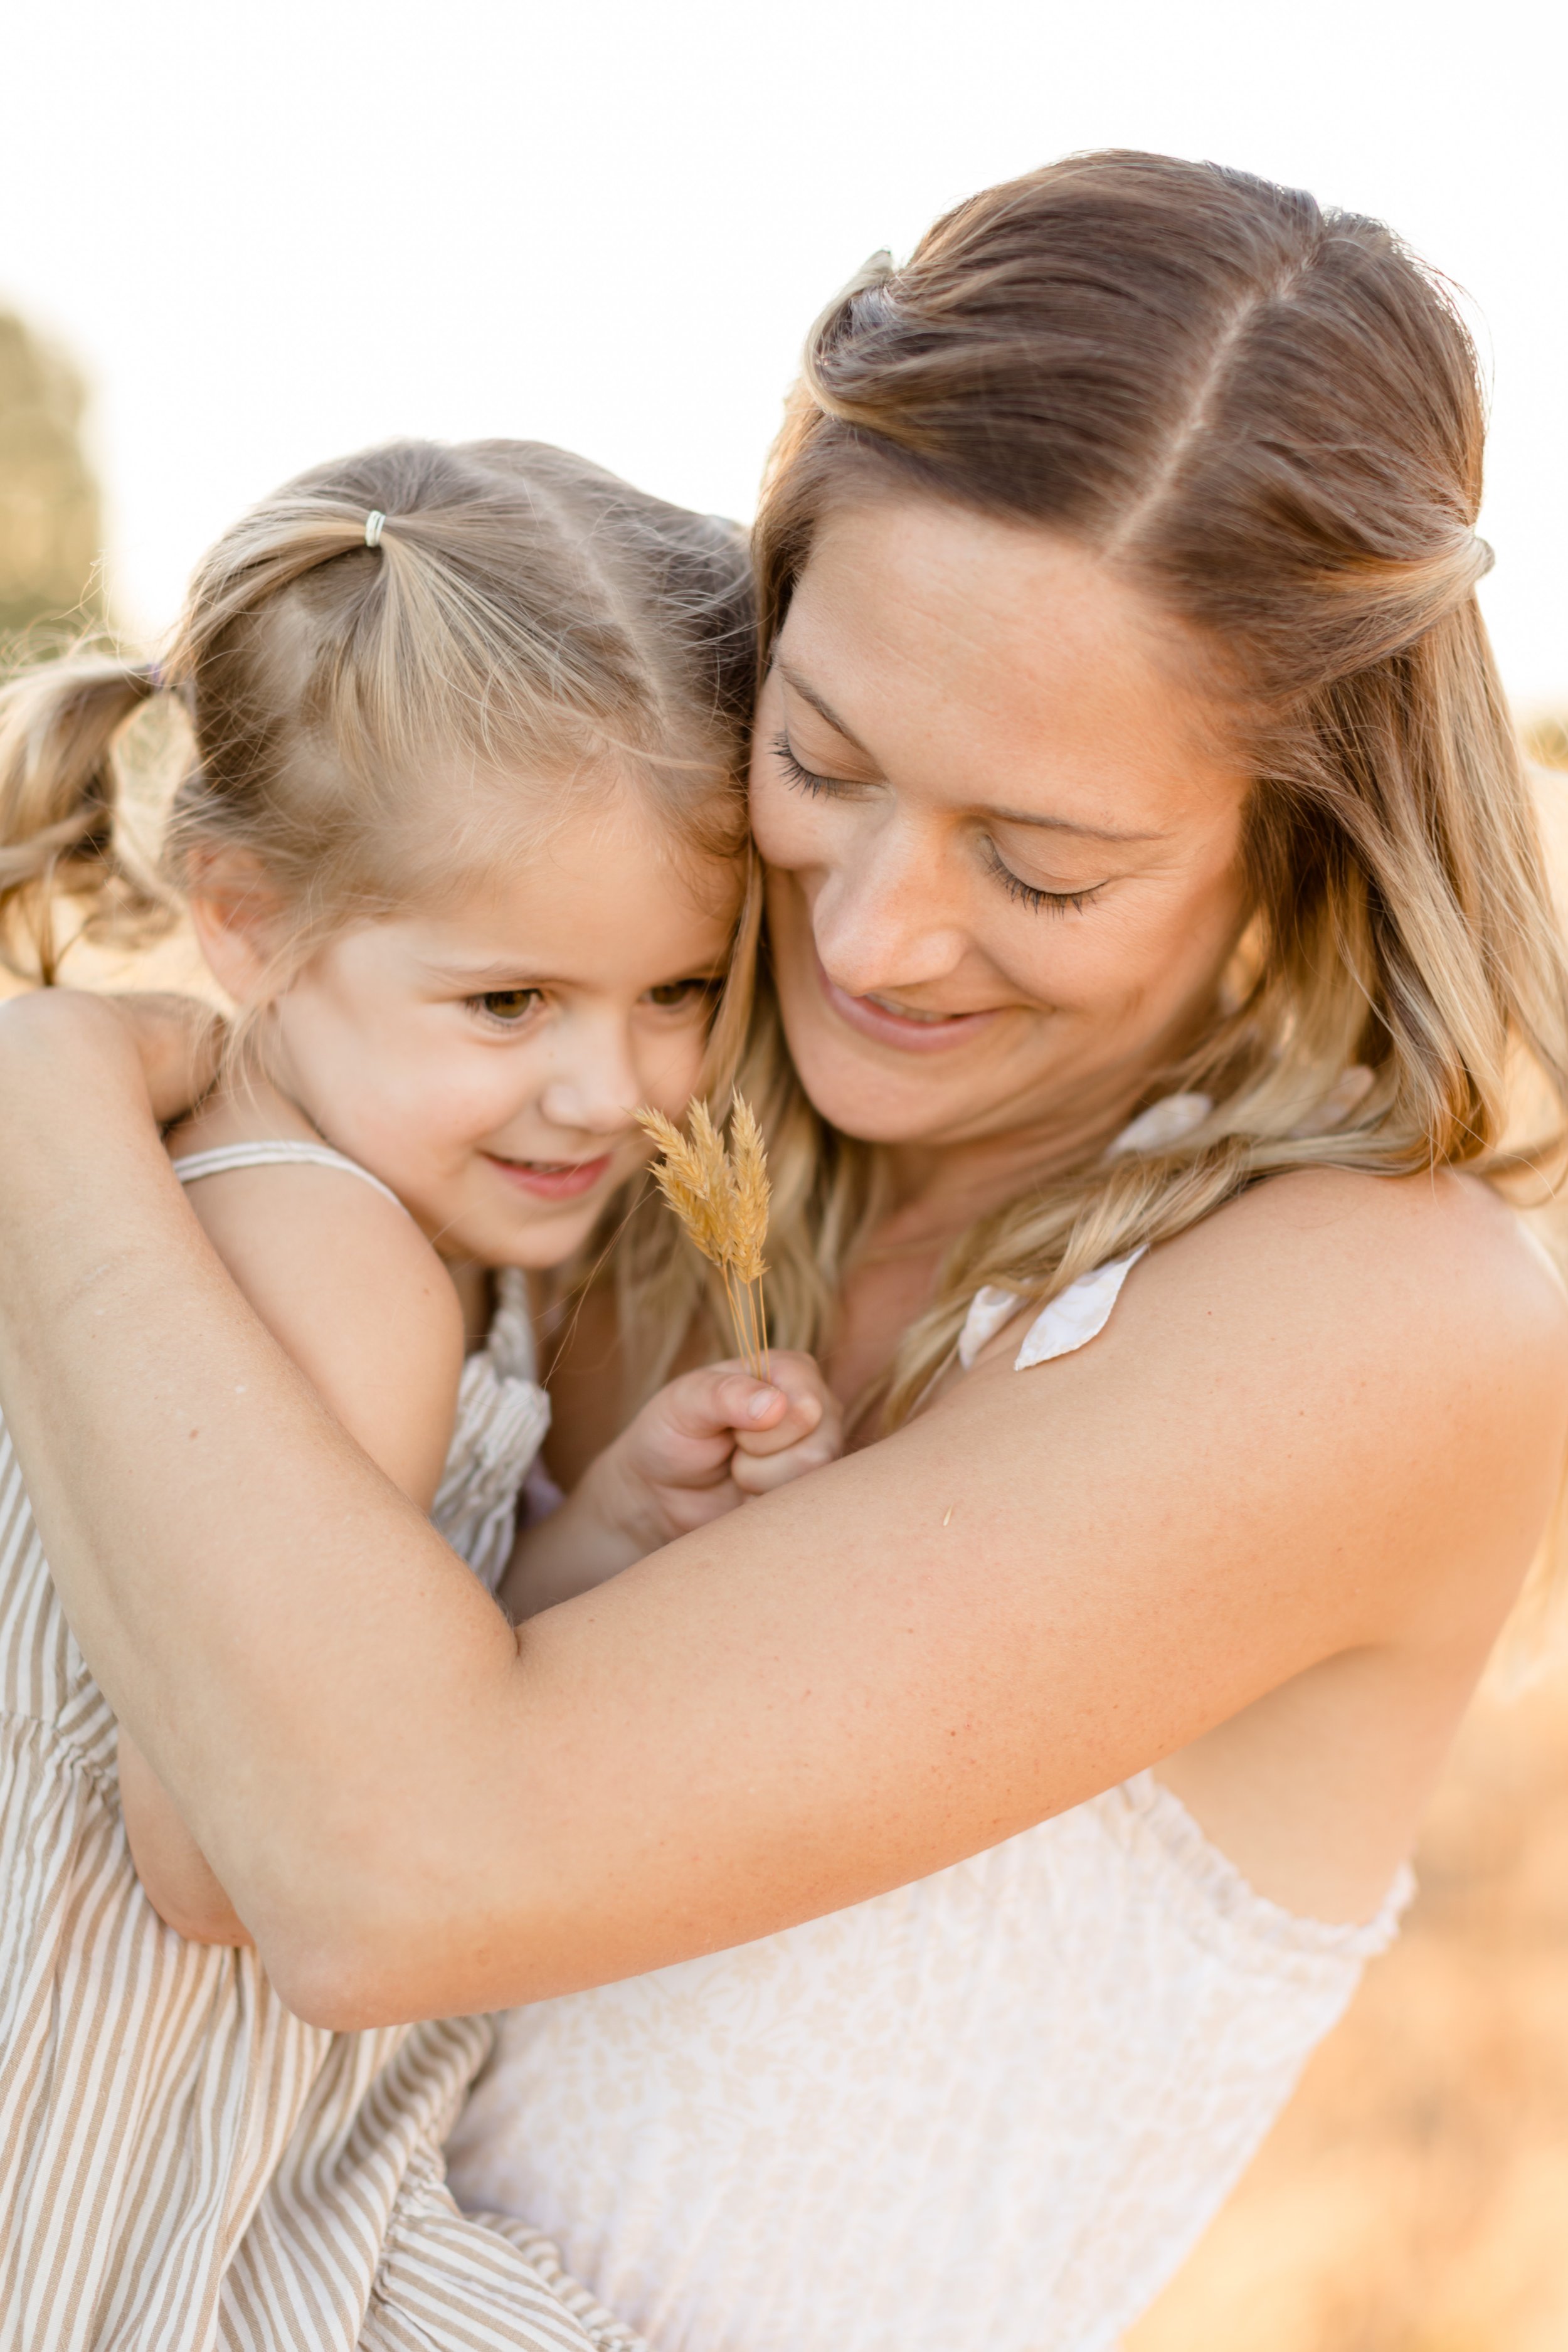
[185,850,289,1005]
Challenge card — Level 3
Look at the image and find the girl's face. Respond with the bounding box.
[750,498,1255,1158]
[255,792,738,1268]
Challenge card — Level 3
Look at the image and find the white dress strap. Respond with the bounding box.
[955,1090,1214,1375]
[169,1139,406,1212]
[958,1247,1148,1372]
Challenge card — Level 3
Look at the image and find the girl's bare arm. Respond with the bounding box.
[3,990,1564,2028]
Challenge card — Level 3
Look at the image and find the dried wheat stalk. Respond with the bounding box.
[637,1096,771,1378]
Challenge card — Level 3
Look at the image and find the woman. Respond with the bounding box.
[3,152,1567,2352]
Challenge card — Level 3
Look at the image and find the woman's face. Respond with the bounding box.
[750,497,1255,1156]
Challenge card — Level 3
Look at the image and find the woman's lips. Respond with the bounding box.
[485,1153,613,1201]
[817,960,1002,1054]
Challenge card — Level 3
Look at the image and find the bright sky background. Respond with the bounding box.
[4,0,1565,709]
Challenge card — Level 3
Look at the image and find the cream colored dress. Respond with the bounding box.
[447,1191,1413,2352]
[0,1142,638,2352]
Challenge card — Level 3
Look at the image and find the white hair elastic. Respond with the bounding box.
[364,510,386,549]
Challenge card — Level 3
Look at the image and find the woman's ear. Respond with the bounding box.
[185,850,289,1006]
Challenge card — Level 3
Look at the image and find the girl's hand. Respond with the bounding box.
[611,1351,844,1535]
[502,1353,842,1616]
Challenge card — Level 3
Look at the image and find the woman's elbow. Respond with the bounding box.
[250,1921,396,2030]
[251,1886,475,2030]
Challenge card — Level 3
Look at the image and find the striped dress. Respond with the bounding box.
[0,1158,644,2352]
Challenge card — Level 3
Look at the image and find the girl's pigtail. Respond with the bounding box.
[0,652,170,982]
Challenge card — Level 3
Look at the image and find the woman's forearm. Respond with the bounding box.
[0,992,522,2013]
[2,992,1559,2031]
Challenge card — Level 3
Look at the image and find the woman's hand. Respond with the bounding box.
[504,1352,841,1615]
[0,985,221,1123]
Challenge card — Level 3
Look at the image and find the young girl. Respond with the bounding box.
[0,437,833,2348]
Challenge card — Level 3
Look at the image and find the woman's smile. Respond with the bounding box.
[817,955,1005,1054]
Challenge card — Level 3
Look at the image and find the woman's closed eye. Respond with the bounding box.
[982,838,1108,916]
[771,734,859,800]
[775,728,1108,913]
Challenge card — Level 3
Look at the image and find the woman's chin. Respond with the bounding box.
[780,1020,987,1147]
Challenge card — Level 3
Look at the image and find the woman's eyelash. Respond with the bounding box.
[771,734,842,797]
[773,732,1101,915]
[984,843,1104,916]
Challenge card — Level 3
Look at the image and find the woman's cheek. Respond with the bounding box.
[746,766,834,872]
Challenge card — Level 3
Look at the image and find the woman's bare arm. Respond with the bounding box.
[106,1066,465,1943]
[3,990,1564,2030]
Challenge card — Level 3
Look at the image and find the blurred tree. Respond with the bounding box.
[0,309,103,648]
[1525,714,1568,771]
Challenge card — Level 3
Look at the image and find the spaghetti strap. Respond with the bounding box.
[170,1138,406,1212]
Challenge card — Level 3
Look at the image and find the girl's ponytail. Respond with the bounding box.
[0,652,169,982]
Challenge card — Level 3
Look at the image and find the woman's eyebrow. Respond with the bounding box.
[780,663,1166,844]
[776,664,874,756]
[989,804,1170,844]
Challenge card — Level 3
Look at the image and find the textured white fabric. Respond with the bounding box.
[432,1270,552,1592]
[447,1241,1414,2352]
[448,1774,1409,2352]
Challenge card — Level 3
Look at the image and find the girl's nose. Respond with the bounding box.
[537,1020,640,1135]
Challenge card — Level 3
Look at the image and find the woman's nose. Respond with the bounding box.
[810,817,969,998]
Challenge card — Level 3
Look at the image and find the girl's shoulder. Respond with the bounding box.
[166,1091,465,1513]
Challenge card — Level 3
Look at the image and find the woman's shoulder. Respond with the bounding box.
[1170,1163,1568,1381]
[947,1160,1568,1634]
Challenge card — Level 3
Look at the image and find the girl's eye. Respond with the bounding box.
[983,840,1106,916]
[645,977,722,1011]
[771,733,849,798]
[471,988,544,1024]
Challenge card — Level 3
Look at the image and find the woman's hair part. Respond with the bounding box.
[747,149,1568,1443]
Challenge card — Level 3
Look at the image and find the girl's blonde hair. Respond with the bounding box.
[748,151,1568,1428]
[0,437,763,1385]
[0,436,756,983]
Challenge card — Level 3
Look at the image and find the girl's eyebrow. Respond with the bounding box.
[778,662,1165,845]
[424,960,551,987]
[423,958,733,989]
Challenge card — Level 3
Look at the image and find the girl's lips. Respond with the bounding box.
[485,1153,613,1202]
[817,959,1002,1055]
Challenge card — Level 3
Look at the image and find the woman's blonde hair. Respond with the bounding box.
[0,437,764,1385]
[748,151,1568,1429]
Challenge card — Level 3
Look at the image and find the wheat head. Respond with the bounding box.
[635,1096,772,1369]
